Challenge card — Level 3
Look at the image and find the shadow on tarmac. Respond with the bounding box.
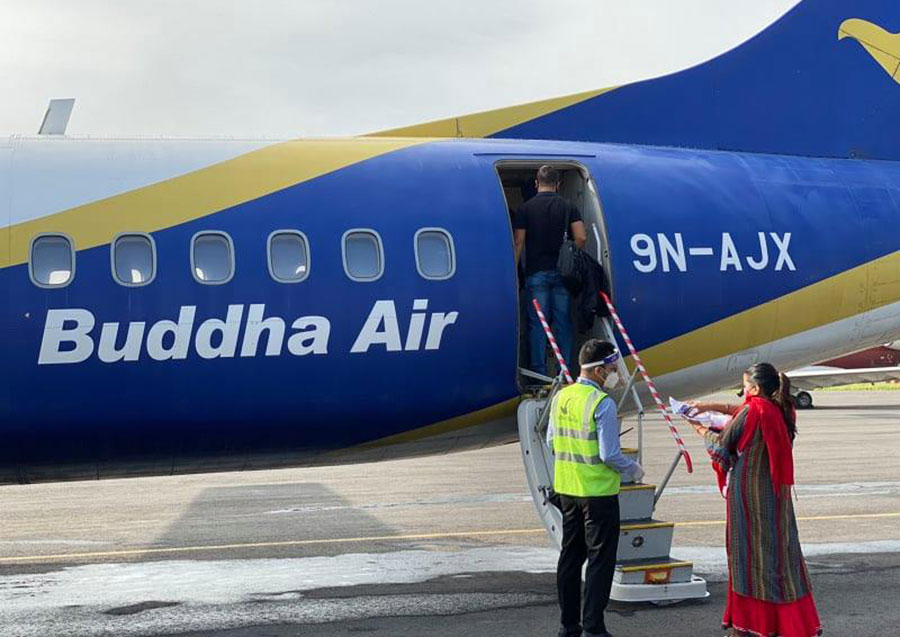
[150,481,400,560]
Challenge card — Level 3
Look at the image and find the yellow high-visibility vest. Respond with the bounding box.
[551,382,621,497]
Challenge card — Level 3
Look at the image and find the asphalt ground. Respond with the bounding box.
[0,390,898,636]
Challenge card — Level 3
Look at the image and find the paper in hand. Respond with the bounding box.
[669,397,731,432]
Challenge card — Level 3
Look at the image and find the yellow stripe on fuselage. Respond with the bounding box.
[372,87,616,139]
[639,249,900,377]
[0,138,427,269]
[355,398,520,451]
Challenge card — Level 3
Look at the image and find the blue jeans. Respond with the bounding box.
[526,270,573,377]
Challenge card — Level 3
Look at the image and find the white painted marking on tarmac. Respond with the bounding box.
[0,547,559,611]
[1,541,898,635]
[2,540,897,611]
[675,540,900,582]
[665,481,900,498]
[0,540,112,546]
[0,592,551,637]
[265,493,532,515]
[0,547,561,636]
[259,480,900,515]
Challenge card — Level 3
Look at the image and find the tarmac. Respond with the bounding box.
[0,390,898,636]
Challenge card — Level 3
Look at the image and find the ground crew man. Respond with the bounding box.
[547,339,645,637]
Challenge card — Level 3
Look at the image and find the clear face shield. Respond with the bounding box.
[581,351,622,390]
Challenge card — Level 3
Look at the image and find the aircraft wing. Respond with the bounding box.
[787,366,900,391]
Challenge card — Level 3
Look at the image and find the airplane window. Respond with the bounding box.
[192,232,234,284]
[30,234,74,288]
[268,231,310,283]
[415,229,455,280]
[343,230,383,281]
[113,234,155,286]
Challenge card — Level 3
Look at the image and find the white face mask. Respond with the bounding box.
[603,371,621,391]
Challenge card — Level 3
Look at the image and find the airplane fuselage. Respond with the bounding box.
[2,135,899,483]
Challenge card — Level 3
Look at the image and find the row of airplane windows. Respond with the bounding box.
[27,228,457,289]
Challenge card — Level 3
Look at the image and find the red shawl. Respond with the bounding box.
[714,396,795,496]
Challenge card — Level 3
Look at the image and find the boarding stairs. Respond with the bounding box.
[518,314,708,603]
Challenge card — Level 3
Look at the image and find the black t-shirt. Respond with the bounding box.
[513,192,582,277]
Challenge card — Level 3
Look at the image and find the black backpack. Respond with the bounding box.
[557,205,586,294]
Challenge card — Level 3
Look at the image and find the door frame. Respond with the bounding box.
[491,159,613,388]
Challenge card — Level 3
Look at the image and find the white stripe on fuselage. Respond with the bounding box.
[647,298,900,406]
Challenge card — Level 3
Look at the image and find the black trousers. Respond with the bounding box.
[557,494,620,637]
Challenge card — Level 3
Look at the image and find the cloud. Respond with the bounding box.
[0,0,798,137]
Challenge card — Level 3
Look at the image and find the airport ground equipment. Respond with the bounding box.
[518,295,708,603]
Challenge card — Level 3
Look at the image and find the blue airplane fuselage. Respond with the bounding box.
[2,136,898,483]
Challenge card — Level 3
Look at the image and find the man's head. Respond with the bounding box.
[578,339,621,389]
[535,165,560,192]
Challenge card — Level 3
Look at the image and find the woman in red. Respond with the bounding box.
[688,363,822,637]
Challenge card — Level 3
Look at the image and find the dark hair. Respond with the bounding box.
[744,362,797,440]
[579,339,616,366]
[536,165,560,186]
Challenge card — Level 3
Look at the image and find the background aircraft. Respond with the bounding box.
[821,342,900,369]
[785,342,900,408]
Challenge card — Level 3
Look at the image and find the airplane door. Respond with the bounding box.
[493,160,612,386]
[518,397,563,549]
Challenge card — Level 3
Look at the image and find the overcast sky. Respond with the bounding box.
[0,0,798,138]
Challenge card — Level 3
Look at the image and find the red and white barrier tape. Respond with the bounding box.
[599,291,694,473]
[531,299,574,384]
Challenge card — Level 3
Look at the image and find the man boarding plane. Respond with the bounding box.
[0,0,898,597]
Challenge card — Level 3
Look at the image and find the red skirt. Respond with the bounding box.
[723,584,822,637]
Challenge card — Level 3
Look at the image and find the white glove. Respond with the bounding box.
[630,463,645,484]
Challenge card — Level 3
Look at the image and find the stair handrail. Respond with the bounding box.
[598,291,694,474]
[531,299,574,384]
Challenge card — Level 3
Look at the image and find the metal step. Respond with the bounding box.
[618,519,674,562]
[619,483,655,522]
[614,557,694,586]
[611,576,709,603]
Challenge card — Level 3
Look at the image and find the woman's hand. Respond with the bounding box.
[686,418,708,437]
[688,400,731,415]
[686,400,709,416]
